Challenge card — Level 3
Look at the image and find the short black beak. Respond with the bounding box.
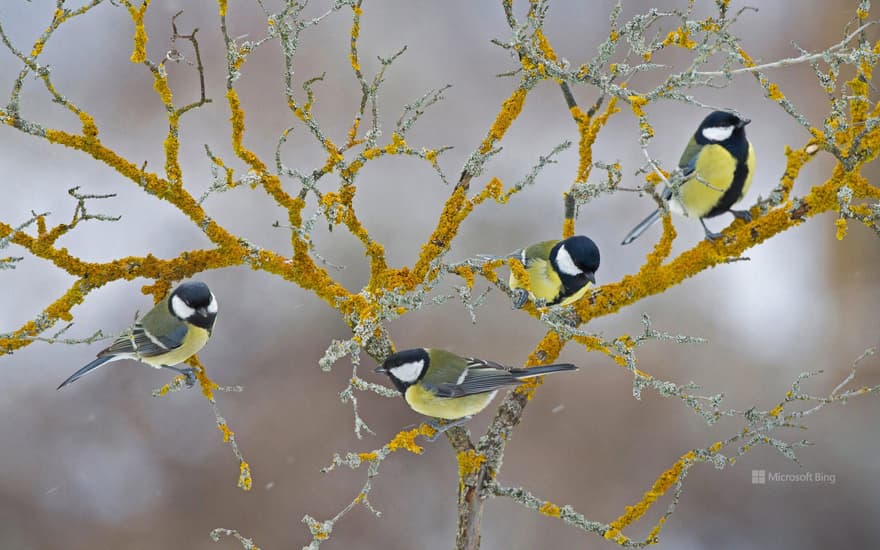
[586,272,596,285]
[196,306,209,317]
[373,366,387,374]
[737,118,751,128]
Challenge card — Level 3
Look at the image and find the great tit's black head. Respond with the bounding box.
[374,348,430,394]
[695,110,750,145]
[551,235,600,286]
[169,281,218,330]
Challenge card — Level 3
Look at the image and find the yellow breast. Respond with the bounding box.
[509,259,562,303]
[142,326,210,368]
[405,384,497,420]
[678,144,737,218]
[556,283,591,306]
[509,260,591,306]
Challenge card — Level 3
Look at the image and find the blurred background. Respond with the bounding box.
[1,1,879,548]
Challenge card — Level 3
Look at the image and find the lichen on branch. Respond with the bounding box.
[1,1,879,549]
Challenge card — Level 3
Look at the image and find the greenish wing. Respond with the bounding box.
[677,136,702,177]
[121,294,190,354]
[421,349,470,390]
[98,322,185,358]
[141,294,186,335]
[522,240,558,267]
[431,357,520,398]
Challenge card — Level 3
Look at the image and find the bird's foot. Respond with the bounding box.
[425,416,472,442]
[730,209,752,222]
[511,288,529,309]
[181,368,197,388]
[164,365,197,388]
[700,219,724,242]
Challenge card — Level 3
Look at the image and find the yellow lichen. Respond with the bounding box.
[386,424,436,455]
[411,186,471,283]
[526,331,564,366]
[572,334,612,356]
[539,501,562,517]
[700,18,721,32]
[534,29,558,62]
[767,83,785,101]
[847,73,871,126]
[31,38,47,59]
[571,97,620,184]
[349,4,362,73]
[646,516,667,544]
[321,146,344,174]
[508,257,530,291]
[738,47,756,67]
[386,132,407,153]
[515,332,568,400]
[562,217,576,239]
[125,0,151,64]
[472,177,507,205]
[605,450,696,541]
[628,94,648,114]
[238,460,253,491]
[834,217,848,240]
[456,449,486,479]
[194,361,220,400]
[346,117,362,148]
[455,265,476,289]
[479,89,527,154]
[218,422,234,442]
[661,27,697,49]
[628,94,654,137]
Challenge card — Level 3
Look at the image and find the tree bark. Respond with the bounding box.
[455,470,486,550]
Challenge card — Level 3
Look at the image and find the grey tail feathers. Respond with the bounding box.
[57,355,115,390]
[621,208,662,245]
[510,363,578,379]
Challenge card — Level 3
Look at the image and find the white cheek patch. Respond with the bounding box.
[390,360,425,383]
[171,295,196,320]
[702,125,734,142]
[207,293,218,314]
[555,244,583,277]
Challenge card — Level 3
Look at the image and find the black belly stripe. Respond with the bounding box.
[705,144,750,218]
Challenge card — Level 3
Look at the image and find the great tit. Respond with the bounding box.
[57,281,218,389]
[374,348,578,420]
[480,235,600,309]
[621,110,756,245]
